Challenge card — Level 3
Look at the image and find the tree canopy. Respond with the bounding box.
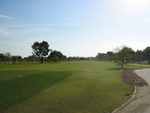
[48,50,65,62]
[116,46,134,67]
[0,54,4,62]
[31,41,50,63]
[143,47,150,61]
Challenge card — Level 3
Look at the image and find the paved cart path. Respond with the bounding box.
[134,69,150,85]
[134,69,150,113]
[115,68,150,113]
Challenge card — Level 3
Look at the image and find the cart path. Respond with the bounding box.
[115,68,150,113]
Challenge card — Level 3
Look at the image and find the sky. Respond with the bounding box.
[0,0,150,57]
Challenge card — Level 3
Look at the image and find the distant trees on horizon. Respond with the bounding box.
[0,41,150,66]
[0,52,22,64]
[96,46,150,67]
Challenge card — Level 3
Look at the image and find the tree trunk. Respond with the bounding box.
[121,60,124,68]
[40,57,44,63]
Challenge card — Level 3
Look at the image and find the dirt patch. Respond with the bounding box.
[122,70,148,87]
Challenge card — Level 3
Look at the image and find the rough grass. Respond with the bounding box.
[0,62,134,113]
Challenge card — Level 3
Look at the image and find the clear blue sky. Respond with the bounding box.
[0,0,150,57]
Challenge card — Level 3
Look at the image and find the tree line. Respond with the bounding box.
[0,41,67,64]
[0,41,150,67]
[0,52,22,64]
[96,46,150,67]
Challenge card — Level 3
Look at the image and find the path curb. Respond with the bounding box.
[112,85,137,113]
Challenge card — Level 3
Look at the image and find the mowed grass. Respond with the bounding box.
[0,62,134,113]
[0,71,72,111]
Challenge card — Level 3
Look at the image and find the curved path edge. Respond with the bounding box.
[112,68,150,113]
[112,85,137,113]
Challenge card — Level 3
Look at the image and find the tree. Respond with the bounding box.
[48,50,63,62]
[23,55,36,62]
[134,50,143,63]
[96,53,107,61]
[12,56,17,64]
[31,41,50,63]
[143,47,150,63]
[112,46,122,62]
[17,56,22,63]
[4,52,11,64]
[107,51,114,62]
[117,46,134,68]
[0,53,4,63]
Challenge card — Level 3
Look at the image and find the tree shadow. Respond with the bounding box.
[0,71,72,112]
[107,67,123,71]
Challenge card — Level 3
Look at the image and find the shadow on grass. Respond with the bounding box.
[107,67,123,71]
[108,67,129,71]
[0,71,72,111]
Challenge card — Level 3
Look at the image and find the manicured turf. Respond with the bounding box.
[0,62,134,113]
[0,71,72,111]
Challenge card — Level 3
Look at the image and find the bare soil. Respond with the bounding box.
[122,70,148,86]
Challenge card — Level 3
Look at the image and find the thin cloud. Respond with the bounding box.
[0,22,94,37]
[59,22,94,26]
[11,23,93,28]
[0,15,13,20]
[12,24,54,28]
[144,18,150,22]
